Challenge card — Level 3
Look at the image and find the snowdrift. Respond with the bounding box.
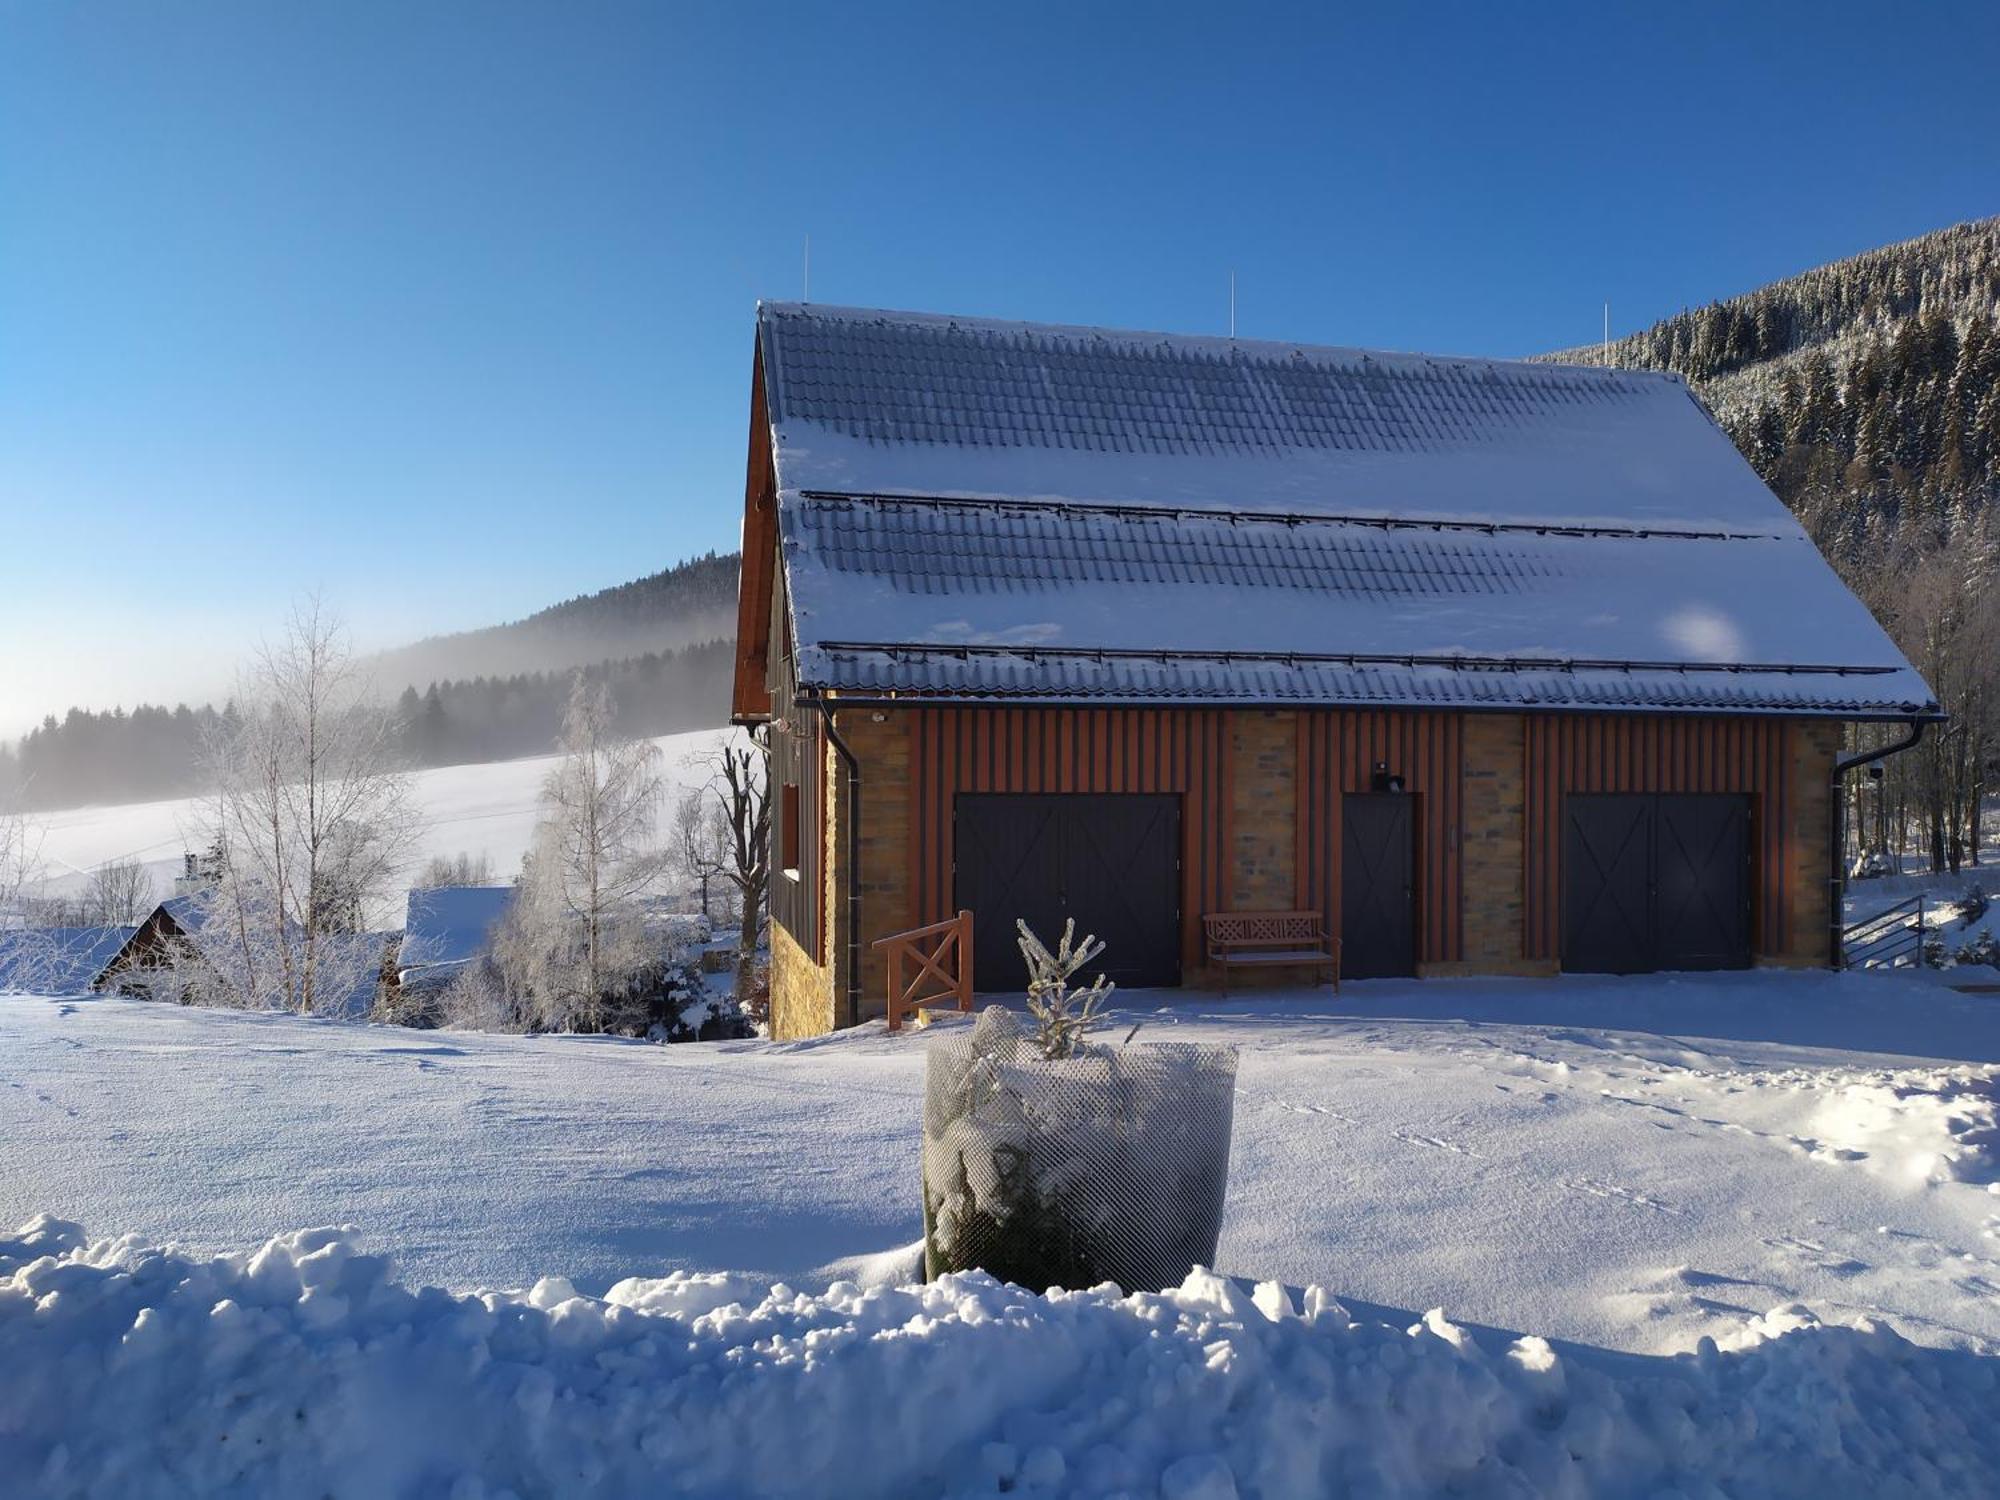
[3,1217,1995,1499]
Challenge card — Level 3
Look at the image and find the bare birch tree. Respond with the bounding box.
[672,788,733,923]
[198,601,419,1012]
[496,675,664,1030]
[0,800,42,928]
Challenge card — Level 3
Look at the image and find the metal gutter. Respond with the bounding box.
[1829,719,1930,968]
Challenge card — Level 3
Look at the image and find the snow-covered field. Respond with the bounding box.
[25,727,739,910]
[5,969,2000,1493]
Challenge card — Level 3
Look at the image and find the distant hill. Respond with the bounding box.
[363,550,741,694]
[1544,217,2000,550]
[2,551,745,813]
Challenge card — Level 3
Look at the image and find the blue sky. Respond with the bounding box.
[2,0,1997,732]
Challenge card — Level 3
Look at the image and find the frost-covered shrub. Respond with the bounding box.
[1922,935,1949,969]
[922,1007,1237,1294]
[1849,849,1896,881]
[1018,918,1114,1060]
[1954,930,2000,969]
[1957,884,1990,929]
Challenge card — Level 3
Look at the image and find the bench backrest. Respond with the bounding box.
[1204,911,1327,948]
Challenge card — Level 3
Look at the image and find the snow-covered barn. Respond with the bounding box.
[731,303,1939,1039]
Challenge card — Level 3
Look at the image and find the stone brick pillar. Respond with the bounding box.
[1229,710,1298,910]
[1454,714,1532,972]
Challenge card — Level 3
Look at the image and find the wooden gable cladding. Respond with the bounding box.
[731,348,779,723]
[1295,710,1465,966]
[1522,715,1795,961]
[907,707,1232,972]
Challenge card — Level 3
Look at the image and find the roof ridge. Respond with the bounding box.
[756,300,1684,385]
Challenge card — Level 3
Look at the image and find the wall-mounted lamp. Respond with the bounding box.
[1371,761,1406,794]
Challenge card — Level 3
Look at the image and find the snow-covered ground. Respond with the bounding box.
[5,971,2000,1494]
[25,727,739,910]
[4,973,1997,1354]
[9,1216,1994,1500]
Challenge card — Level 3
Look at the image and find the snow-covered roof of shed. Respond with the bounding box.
[758,305,1936,717]
[398,885,514,983]
[0,926,136,996]
[759,303,1787,531]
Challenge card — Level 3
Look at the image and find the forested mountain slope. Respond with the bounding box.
[1546,217,2000,549]
[364,550,740,692]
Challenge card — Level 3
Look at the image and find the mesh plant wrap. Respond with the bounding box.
[922,1007,1238,1293]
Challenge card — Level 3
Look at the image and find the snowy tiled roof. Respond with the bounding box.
[0,926,136,995]
[398,885,514,988]
[759,305,1937,717]
[760,304,1793,532]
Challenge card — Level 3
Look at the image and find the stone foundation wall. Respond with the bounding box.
[768,920,832,1041]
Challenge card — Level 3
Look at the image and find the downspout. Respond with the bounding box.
[815,699,864,1030]
[1829,719,1927,968]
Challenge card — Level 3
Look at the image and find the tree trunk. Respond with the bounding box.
[735,882,763,1015]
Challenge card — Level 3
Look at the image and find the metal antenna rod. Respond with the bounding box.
[1603,300,1610,366]
[1230,270,1237,338]
[804,234,811,303]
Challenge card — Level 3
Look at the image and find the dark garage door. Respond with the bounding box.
[1564,794,1750,973]
[954,793,1182,992]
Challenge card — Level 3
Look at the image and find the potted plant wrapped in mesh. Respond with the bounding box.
[921,919,1238,1293]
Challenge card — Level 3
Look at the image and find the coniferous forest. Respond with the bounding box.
[1,591,738,811]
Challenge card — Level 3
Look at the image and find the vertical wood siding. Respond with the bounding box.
[908,706,1464,971]
[1295,710,1465,965]
[1522,716,1794,961]
[897,706,1802,981]
[908,707,1232,970]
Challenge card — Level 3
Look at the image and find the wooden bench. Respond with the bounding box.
[1202,912,1339,996]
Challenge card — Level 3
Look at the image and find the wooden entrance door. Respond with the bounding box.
[1341,793,1416,979]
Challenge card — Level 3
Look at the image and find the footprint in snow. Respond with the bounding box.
[1761,1234,1870,1278]
[1564,1176,1681,1214]
[1393,1129,1482,1158]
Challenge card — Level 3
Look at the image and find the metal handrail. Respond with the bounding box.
[1841,893,1928,968]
